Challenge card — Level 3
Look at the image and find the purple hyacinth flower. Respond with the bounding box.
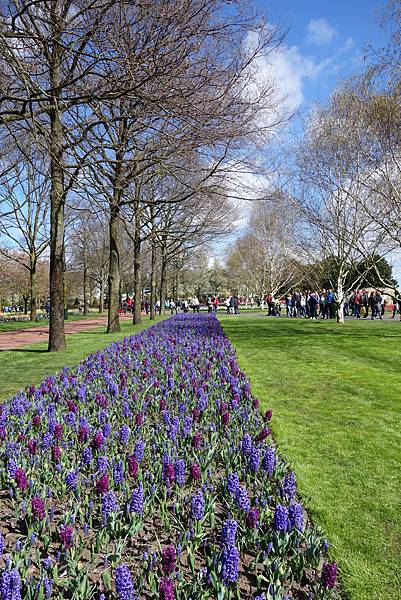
[65,469,78,488]
[235,485,250,512]
[220,519,238,548]
[115,564,135,599]
[159,577,174,600]
[102,491,118,519]
[288,503,304,532]
[273,505,288,532]
[31,496,45,521]
[191,491,205,520]
[221,545,240,584]
[134,439,145,463]
[262,447,275,477]
[283,471,297,499]
[227,472,239,494]
[321,562,337,589]
[241,434,252,455]
[113,460,125,485]
[119,424,130,446]
[59,525,74,548]
[130,485,144,515]
[246,508,259,529]
[174,460,185,486]
[249,445,261,472]
[1,568,22,600]
[162,544,176,576]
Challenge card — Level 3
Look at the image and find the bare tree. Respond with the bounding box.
[293,99,391,322]
[0,141,50,320]
[0,0,136,350]
[227,198,299,300]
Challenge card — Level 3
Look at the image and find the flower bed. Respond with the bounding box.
[0,314,338,599]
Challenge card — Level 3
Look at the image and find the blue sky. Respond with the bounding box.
[248,0,400,285]
[254,0,387,111]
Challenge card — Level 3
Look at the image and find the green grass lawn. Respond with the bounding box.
[0,316,165,401]
[0,312,108,332]
[220,316,401,600]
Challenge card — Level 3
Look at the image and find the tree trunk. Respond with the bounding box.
[107,197,121,333]
[83,263,89,315]
[48,53,66,350]
[133,197,142,325]
[336,300,345,324]
[47,6,66,351]
[160,242,167,315]
[30,265,37,321]
[23,296,29,315]
[336,279,345,324]
[99,268,104,313]
[150,240,156,320]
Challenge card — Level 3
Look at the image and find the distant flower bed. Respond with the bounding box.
[0,315,337,599]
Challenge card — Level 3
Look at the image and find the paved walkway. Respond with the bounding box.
[0,316,132,352]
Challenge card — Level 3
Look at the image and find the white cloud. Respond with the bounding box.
[306,18,337,46]
[267,45,329,113]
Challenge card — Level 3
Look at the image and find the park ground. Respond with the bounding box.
[0,311,108,332]
[0,317,166,401]
[220,315,401,600]
[0,314,399,599]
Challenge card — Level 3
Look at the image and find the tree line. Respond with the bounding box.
[0,0,284,348]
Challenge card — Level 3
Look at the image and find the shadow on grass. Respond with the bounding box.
[0,348,48,354]
[221,319,401,343]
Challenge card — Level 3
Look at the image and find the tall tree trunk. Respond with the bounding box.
[133,198,142,325]
[30,264,37,321]
[336,279,345,324]
[150,240,156,320]
[83,263,89,315]
[99,268,104,313]
[48,19,66,351]
[337,300,345,324]
[107,197,121,333]
[160,240,167,315]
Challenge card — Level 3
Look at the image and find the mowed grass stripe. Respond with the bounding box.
[220,316,401,600]
[0,317,167,402]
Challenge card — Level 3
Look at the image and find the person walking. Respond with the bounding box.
[308,291,319,319]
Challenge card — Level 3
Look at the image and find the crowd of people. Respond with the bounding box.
[116,288,401,321]
[266,289,401,320]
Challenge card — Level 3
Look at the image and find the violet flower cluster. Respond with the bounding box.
[0,314,336,599]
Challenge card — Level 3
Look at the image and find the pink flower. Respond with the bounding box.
[264,409,273,422]
[66,400,77,413]
[96,473,109,494]
[15,468,27,491]
[221,412,230,426]
[256,428,271,442]
[128,455,139,479]
[92,431,104,450]
[51,446,61,461]
[78,425,89,443]
[27,439,37,455]
[190,463,201,481]
[192,432,201,449]
[31,496,45,520]
[163,463,175,486]
[59,525,74,548]
[54,424,63,440]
